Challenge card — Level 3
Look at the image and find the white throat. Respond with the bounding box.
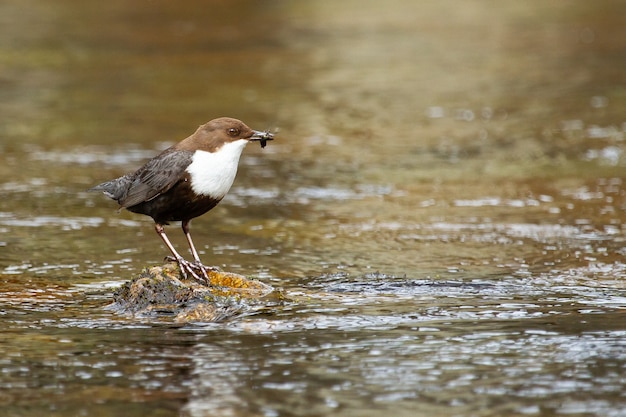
[185,139,248,199]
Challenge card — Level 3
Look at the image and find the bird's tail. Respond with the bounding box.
[88,175,133,203]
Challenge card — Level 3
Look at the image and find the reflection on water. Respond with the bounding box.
[2,0,626,416]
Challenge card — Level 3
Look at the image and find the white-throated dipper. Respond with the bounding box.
[90,117,274,283]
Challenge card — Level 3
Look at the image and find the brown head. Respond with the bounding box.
[176,117,273,152]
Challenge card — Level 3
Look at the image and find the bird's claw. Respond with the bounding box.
[164,256,220,285]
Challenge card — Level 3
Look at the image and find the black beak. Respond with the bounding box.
[249,130,274,148]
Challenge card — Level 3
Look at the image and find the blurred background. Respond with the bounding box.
[2,0,626,278]
[1,1,626,416]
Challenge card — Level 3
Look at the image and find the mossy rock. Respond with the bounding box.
[110,262,284,322]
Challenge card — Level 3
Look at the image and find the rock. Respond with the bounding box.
[109,262,283,322]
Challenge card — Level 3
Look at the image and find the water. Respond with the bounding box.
[2,1,626,416]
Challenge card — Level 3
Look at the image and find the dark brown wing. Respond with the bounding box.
[119,149,194,208]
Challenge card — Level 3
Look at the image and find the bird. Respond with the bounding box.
[89,117,274,283]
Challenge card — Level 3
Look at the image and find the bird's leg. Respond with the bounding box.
[155,223,206,284]
[181,220,203,265]
[181,221,220,279]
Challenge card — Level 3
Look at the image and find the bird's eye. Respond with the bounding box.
[228,128,240,137]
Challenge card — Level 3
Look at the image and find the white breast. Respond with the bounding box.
[185,139,248,199]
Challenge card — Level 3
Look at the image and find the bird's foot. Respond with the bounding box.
[196,262,221,272]
[164,256,220,286]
